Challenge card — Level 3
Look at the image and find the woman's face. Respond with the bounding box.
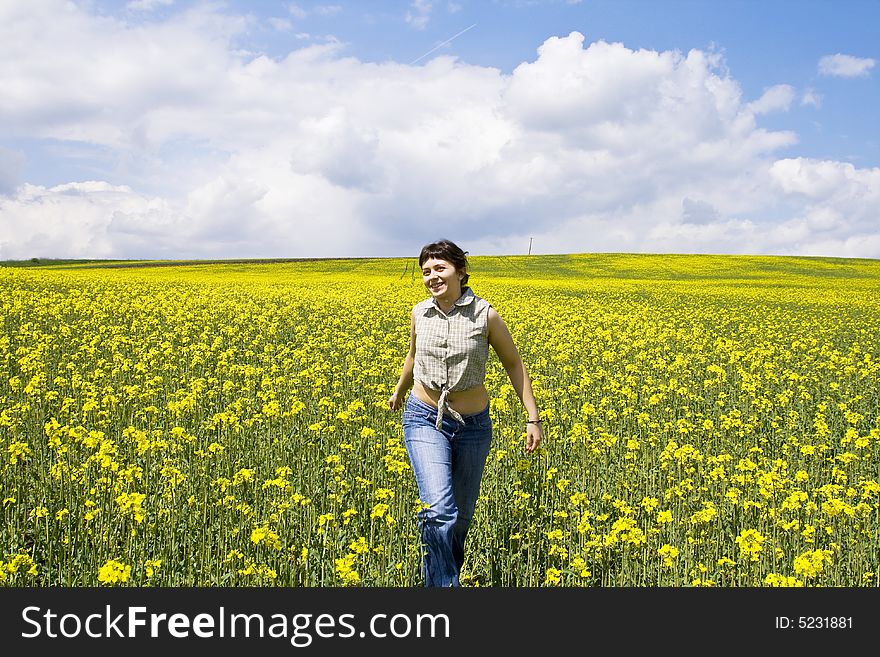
[421,257,464,299]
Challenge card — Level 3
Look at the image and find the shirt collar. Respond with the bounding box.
[424,286,475,314]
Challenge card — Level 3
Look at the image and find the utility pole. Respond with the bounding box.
[528,237,533,255]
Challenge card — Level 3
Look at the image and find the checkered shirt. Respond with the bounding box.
[412,286,491,428]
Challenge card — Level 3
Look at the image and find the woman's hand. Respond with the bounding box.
[389,391,402,411]
[525,423,543,454]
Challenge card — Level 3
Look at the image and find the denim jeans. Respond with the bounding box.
[402,392,493,587]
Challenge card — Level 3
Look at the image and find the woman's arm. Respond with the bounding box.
[389,310,417,411]
[487,307,543,453]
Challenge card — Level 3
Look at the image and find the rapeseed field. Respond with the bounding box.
[1,253,878,586]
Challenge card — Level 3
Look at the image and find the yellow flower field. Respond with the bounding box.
[1,253,878,586]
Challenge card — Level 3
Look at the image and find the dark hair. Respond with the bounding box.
[418,239,469,285]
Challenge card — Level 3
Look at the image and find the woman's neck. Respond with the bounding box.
[434,285,462,313]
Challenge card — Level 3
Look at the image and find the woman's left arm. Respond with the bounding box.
[487,307,543,454]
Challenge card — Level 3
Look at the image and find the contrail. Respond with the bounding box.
[410,23,477,65]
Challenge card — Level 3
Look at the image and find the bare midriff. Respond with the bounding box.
[411,381,490,416]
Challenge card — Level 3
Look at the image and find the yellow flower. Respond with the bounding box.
[689,503,717,524]
[29,507,49,520]
[658,544,680,567]
[735,529,765,562]
[7,441,32,464]
[317,513,335,534]
[250,526,281,550]
[793,549,833,579]
[570,556,591,578]
[232,468,255,485]
[764,573,804,587]
[115,492,147,523]
[543,568,562,586]
[4,554,38,579]
[334,554,360,586]
[691,578,717,587]
[98,559,131,585]
[604,517,646,547]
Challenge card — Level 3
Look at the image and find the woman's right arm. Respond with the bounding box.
[389,310,417,410]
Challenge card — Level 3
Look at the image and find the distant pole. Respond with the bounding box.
[528,237,533,255]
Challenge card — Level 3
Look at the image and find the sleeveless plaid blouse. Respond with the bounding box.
[412,286,492,429]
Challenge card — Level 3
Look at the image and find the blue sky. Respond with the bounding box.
[1,0,878,259]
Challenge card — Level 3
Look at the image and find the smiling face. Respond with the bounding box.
[421,257,464,301]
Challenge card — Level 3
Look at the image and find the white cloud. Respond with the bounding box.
[747,85,795,114]
[765,158,880,251]
[406,0,433,30]
[801,87,822,108]
[0,182,169,259]
[288,4,308,20]
[1,5,878,260]
[269,17,293,32]
[769,158,877,201]
[126,0,174,11]
[818,53,876,78]
[681,197,719,225]
[315,5,343,17]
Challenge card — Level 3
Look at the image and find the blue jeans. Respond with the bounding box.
[402,392,493,587]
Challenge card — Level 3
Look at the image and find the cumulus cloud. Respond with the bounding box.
[0,182,167,259]
[747,85,795,114]
[762,158,880,255]
[0,1,878,259]
[818,53,876,78]
[681,197,719,225]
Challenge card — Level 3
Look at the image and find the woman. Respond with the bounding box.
[389,239,543,587]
